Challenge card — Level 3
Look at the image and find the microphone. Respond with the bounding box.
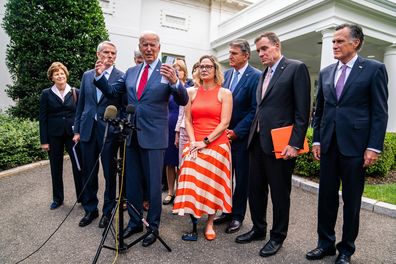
[126,104,135,123]
[103,105,117,144]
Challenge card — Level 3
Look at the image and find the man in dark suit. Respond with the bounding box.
[73,41,124,228]
[236,32,311,257]
[306,24,388,264]
[94,31,188,247]
[214,39,260,234]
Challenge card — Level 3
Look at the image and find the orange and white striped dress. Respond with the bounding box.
[173,86,232,218]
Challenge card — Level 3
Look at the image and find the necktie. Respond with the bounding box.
[137,64,150,100]
[335,64,347,100]
[261,67,272,99]
[230,70,240,92]
[96,71,109,103]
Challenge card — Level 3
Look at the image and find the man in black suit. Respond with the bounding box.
[214,39,260,234]
[236,32,311,257]
[73,41,124,228]
[306,24,388,264]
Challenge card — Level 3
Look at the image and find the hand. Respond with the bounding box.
[189,141,206,159]
[160,64,178,84]
[41,144,49,151]
[174,132,180,148]
[281,145,298,160]
[226,129,238,142]
[95,59,106,77]
[73,134,80,143]
[363,149,379,168]
[312,145,320,160]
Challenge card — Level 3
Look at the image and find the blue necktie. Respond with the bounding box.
[230,70,240,92]
[96,71,109,103]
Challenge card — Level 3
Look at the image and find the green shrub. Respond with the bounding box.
[0,114,47,170]
[294,128,320,177]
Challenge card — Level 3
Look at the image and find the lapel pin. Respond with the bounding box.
[281,66,284,70]
[358,65,363,69]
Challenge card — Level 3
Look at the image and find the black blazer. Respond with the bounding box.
[39,87,78,144]
[247,57,311,154]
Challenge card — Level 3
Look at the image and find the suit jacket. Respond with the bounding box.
[313,56,388,156]
[39,87,78,144]
[94,60,189,149]
[248,57,311,154]
[223,65,261,140]
[74,67,124,142]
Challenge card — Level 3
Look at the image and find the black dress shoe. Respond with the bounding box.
[50,201,62,210]
[335,254,351,264]
[213,214,231,225]
[225,220,242,234]
[235,229,265,244]
[98,215,110,228]
[123,225,144,239]
[259,239,283,257]
[79,210,99,227]
[142,232,158,247]
[306,247,336,260]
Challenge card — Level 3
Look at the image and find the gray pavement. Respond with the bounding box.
[0,161,395,264]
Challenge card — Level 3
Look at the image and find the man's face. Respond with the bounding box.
[139,34,160,64]
[97,44,117,68]
[229,46,248,70]
[332,27,359,64]
[134,55,144,65]
[255,37,280,67]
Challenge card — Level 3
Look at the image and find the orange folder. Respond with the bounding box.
[271,125,309,159]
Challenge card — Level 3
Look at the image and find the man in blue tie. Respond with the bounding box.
[214,39,261,234]
[73,41,124,228]
[306,24,388,264]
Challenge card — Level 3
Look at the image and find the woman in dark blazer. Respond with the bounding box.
[39,62,82,210]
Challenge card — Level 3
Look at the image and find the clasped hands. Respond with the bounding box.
[189,141,206,159]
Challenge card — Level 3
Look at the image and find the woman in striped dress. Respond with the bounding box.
[173,55,233,241]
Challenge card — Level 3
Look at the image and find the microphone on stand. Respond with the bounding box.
[126,104,135,124]
[103,105,117,145]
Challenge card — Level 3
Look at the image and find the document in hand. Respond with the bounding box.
[271,125,309,159]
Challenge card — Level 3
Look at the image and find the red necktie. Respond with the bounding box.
[137,64,149,100]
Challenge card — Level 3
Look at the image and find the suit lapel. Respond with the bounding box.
[233,66,251,96]
[338,57,365,101]
[260,57,287,104]
[49,88,64,104]
[329,63,338,100]
[224,70,232,89]
[140,61,161,99]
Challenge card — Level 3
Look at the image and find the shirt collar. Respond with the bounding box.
[270,55,283,73]
[143,58,160,70]
[234,62,248,76]
[338,54,358,70]
[104,65,114,76]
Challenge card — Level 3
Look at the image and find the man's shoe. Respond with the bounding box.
[98,215,110,228]
[235,229,265,244]
[225,220,242,234]
[259,239,283,257]
[50,201,62,210]
[123,226,144,239]
[335,254,351,264]
[213,214,231,225]
[79,210,99,227]
[306,247,336,260]
[142,232,157,247]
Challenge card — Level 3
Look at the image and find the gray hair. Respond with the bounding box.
[134,49,142,57]
[229,39,251,58]
[97,41,117,53]
[139,31,160,44]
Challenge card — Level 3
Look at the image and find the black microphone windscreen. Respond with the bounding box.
[126,104,135,115]
[104,105,117,120]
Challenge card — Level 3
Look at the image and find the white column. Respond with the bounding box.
[320,28,337,70]
[384,44,396,132]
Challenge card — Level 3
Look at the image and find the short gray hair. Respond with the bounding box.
[134,49,142,57]
[139,31,160,44]
[229,39,251,58]
[97,41,117,53]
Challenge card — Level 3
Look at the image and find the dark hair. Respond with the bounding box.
[335,23,364,51]
[229,39,251,58]
[254,32,280,46]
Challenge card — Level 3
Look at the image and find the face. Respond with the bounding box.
[229,46,248,69]
[174,65,185,80]
[134,55,144,65]
[51,69,67,87]
[255,37,281,67]
[139,34,161,64]
[199,58,215,81]
[332,27,359,64]
[97,43,117,68]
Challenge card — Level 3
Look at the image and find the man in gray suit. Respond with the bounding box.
[94,31,188,247]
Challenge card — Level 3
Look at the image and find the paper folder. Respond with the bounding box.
[271,125,309,159]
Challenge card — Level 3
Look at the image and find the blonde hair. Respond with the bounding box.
[198,55,224,86]
[173,58,188,83]
[47,62,69,81]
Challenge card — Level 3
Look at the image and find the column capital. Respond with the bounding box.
[385,44,396,55]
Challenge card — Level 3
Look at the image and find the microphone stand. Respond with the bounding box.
[92,118,171,264]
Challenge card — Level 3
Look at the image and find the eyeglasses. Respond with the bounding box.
[199,65,214,71]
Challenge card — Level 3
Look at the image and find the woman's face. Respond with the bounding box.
[174,65,185,80]
[51,69,67,87]
[199,58,215,82]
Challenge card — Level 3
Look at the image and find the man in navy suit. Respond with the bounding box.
[214,39,260,234]
[306,24,388,264]
[73,41,124,228]
[94,31,188,247]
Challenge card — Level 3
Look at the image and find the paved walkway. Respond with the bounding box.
[0,162,395,264]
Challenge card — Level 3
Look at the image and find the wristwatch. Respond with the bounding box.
[203,137,211,145]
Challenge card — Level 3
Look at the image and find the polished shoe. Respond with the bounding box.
[306,247,336,260]
[225,220,242,234]
[335,254,351,264]
[235,229,265,244]
[123,225,144,239]
[259,239,283,257]
[142,232,158,247]
[49,201,62,210]
[213,213,231,225]
[162,195,175,205]
[79,210,99,227]
[98,215,110,228]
